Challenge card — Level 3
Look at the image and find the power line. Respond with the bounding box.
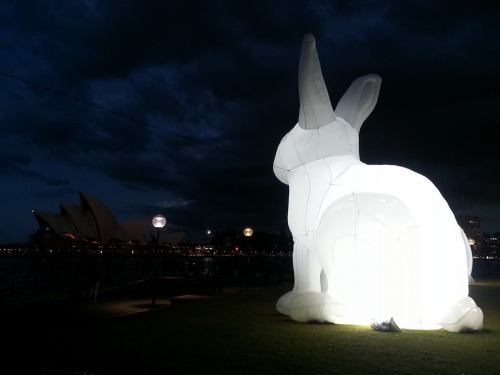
[0,70,242,157]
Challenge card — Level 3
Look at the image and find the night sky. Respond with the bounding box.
[0,1,499,243]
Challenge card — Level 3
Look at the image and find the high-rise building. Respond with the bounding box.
[482,233,500,259]
[457,216,482,256]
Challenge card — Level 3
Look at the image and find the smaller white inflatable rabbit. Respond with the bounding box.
[273,34,482,331]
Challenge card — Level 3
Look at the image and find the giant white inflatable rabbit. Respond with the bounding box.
[273,34,483,332]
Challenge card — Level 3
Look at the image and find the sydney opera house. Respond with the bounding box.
[32,192,179,249]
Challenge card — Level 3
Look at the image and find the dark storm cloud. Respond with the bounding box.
[0,0,499,241]
[37,187,75,199]
[0,153,68,187]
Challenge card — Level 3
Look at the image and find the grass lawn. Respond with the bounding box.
[4,281,500,374]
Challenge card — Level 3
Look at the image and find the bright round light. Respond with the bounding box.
[469,238,476,246]
[207,229,212,235]
[152,215,166,228]
[243,227,253,237]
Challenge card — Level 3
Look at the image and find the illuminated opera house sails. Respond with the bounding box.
[33,192,153,244]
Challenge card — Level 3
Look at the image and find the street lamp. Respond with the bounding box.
[243,227,253,290]
[151,214,166,306]
[206,229,213,254]
[152,214,166,246]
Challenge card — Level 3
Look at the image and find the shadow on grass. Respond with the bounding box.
[130,303,169,309]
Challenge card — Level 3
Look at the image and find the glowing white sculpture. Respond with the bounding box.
[274,34,483,331]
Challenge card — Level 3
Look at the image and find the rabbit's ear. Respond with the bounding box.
[335,74,381,132]
[298,34,336,130]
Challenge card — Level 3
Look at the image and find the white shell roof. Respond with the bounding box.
[33,192,160,243]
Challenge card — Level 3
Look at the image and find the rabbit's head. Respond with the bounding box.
[273,34,382,184]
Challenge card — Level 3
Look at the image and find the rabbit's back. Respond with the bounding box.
[317,163,457,233]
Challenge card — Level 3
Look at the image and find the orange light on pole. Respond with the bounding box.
[243,227,253,237]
